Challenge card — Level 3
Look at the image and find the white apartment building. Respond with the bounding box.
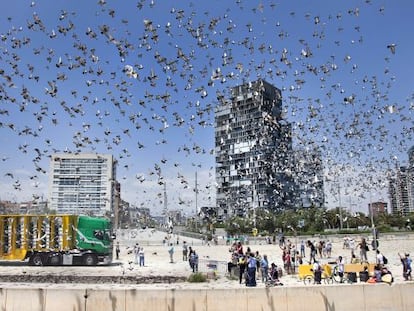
[48,153,118,216]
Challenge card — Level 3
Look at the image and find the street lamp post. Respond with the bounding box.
[252,177,257,229]
[287,225,298,257]
[369,190,377,250]
[338,182,343,230]
[194,171,198,230]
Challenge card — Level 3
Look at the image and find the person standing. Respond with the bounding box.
[182,241,188,261]
[312,260,322,284]
[246,253,257,287]
[307,240,317,264]
[326,240,332,258]
[283,249,292,274]
[300,240,306,258]
[133,243,140,264]
[261,254,269,283]
[139,247,145,266]
[236,241,243,255]
[238,254,247,284]
[290,244,297,273]
[295,251,303,265]
[115,241,120,260]
[168,243,174,263]
[190,250,199,272]
[349,238,355,252]
[337,256,345,283]
[376,249,384,266]
[358,238,368,262]
[317,240,324,258]
[255,251,262,275]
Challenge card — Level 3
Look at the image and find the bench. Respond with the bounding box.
[344,263,375,274]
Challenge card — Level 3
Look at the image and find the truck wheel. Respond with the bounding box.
[83,254,97,266]
[31,254,44,266]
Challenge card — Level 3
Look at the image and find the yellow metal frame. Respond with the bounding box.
[298,264,332,280]
[0,215,78,261]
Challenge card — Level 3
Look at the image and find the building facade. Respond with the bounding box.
[48,153,118,216]
[215,79,294,219]
[368,201,388,218]
[389,146,414,216]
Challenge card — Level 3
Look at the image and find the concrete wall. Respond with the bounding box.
[0,283,413,311]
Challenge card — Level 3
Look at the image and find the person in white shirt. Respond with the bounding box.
[376,249,384,266]
[312,260,322,284]
[139,247,145,266]
[337,256,345,283]
[133,243,140,264]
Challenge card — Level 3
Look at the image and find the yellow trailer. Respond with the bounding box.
[0,215,112,265]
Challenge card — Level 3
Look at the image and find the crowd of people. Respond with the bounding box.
[225,234,413,286]
[116,232,412,287]
[227,241,283,287]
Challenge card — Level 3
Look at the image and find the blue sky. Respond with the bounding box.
[0,0,413,216]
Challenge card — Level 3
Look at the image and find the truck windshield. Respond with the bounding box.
[93,230,104,240]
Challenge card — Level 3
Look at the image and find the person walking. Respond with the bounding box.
[399,253,412,281]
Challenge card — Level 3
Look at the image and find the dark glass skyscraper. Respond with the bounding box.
[215,80,294,219]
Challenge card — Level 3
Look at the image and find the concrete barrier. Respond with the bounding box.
[1,283,413,311]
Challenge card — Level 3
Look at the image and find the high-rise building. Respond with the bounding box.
[389,146,414,216]
[408,146,414,212]
[48,153,118,216]
[408,146,414,165]
[215,79,294,219]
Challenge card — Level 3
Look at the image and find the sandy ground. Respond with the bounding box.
[0,228,413,289]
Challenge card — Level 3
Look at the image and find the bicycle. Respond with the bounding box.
[332,265,357,283]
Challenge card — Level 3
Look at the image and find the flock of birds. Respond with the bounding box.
[0,0,412,213]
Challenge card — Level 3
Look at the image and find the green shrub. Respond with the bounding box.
[187,272,207,283]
